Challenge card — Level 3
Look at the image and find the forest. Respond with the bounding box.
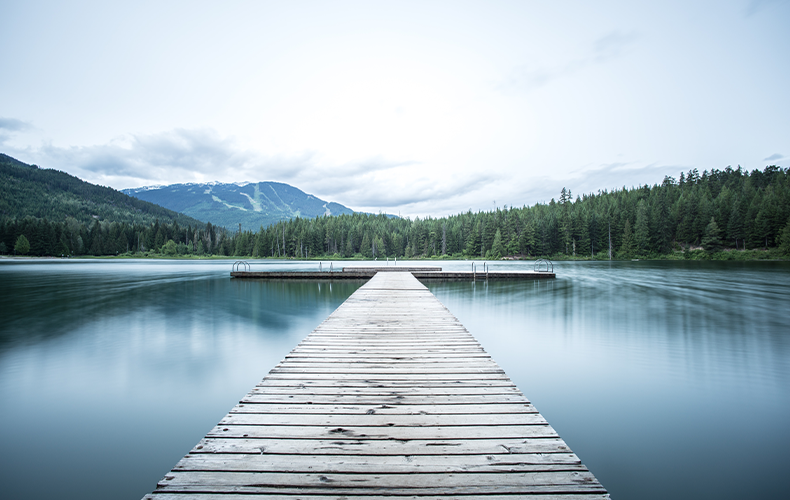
[2,165,789,259]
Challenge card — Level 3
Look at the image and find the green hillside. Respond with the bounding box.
[0,153,216,256]
[0,153,205,227]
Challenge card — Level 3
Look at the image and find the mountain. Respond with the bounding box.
[122,181,356,231]
[0,153,205,228]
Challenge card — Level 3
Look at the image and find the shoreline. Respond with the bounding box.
[2,250,788,262]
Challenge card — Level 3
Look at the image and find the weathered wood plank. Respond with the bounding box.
[284,353,494,360]
[154,471,605,493]
[146,494,608,500]
[205,424,559,440]
[192,437,575,455]
[257,379,517,387]
[218,412,549,426]
[267,367,506,375]
[173,453,589,473]
[240,393,532,404]
[261,373,510,381]
[231,402,538,414]
[249,386,523,395]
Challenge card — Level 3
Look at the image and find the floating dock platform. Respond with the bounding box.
[144,271,605,498]
[231,265,555,280]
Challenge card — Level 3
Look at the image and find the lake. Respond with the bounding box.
[0,258,788,499]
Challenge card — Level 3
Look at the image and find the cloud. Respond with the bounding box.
[30,128,302,187]
[0,117,32,132]
[291,155,499,213]
[763,153,784,161]
[499,30,638,92]
[340,172,496,208]
[0,117,33,146]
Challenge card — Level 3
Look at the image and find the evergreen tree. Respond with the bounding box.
[727,197,746,249]
[701,217,723,252]
[520,219,536,256]
[779,217,790,255]
[652,190,672,253]
[465,221,481,257]
[360,233,372,258]
[634,199,650,255]
[490,229,505,259]
[619,219,635,257]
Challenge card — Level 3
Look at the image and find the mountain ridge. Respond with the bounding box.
[123,181,356,231]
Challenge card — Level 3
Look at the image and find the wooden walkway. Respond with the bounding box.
[144,272,606,499]
[231,270,555,280]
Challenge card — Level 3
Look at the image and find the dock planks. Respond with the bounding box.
[144,271,606,499]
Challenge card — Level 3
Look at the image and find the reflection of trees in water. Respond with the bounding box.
[428,261,790,374]
[0,273,362,352]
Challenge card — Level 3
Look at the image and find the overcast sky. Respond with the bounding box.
[1,0,788,217]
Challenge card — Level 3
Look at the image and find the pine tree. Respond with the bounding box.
[727,199,746,250]
[465,221,481,257]
[361,233,372,258]
[520,219,536,256]
[619,219,635,257]
[779,217,790,256]
[634,199,650,255]
[490,229,505,259]
[701,217,723,252]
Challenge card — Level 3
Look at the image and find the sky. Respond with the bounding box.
[1,0,788,217]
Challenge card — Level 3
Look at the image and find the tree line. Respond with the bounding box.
[237,165,790,259]
[3,165,789,259]
[1,217,230,257]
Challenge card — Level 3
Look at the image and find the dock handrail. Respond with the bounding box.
[232,260,250,272]
[534,258,553,273]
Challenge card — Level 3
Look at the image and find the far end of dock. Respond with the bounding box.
[230,265,555,281]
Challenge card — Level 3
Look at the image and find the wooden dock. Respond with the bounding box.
[231,266,555,280]
[144,271,605,499]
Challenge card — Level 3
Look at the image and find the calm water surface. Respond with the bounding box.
[0,258,788,499]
